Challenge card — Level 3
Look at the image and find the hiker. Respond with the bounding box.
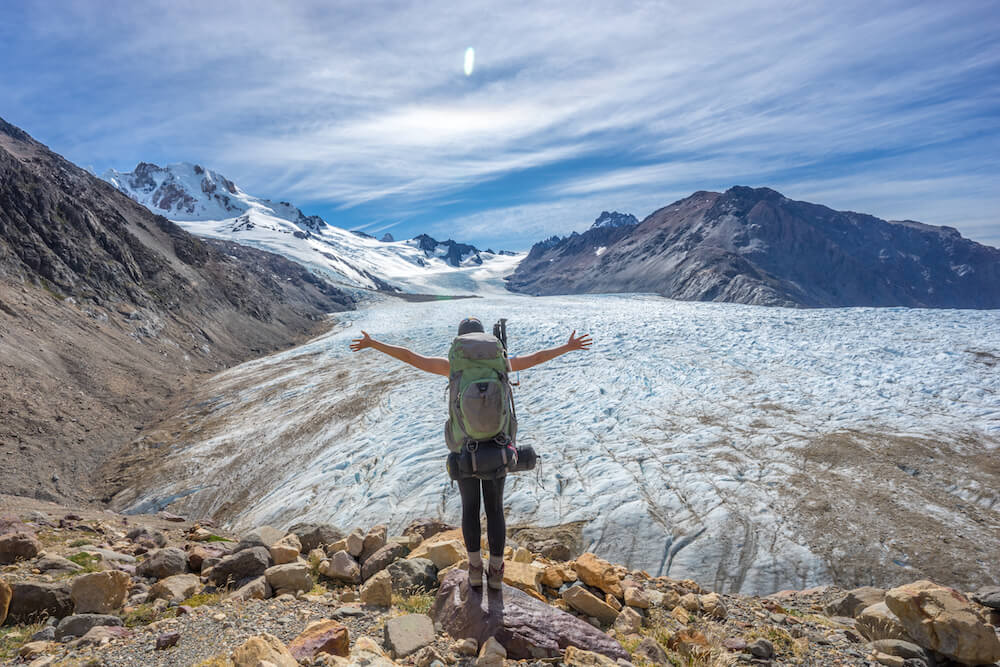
[350,317,592,589]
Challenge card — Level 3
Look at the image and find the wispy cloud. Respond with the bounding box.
[2,0,998,247]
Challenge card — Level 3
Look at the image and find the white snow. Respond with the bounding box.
[116,294,1000,594]
[595,246,607,256]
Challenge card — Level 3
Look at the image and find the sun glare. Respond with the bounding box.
[464,47,475,76]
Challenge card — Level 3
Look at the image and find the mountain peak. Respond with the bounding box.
[591,211,638,229]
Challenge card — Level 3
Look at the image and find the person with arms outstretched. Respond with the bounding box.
[350,317,592,589]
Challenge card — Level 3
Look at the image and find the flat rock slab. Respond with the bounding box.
[55,613,123,641]
[432,569,629,661]
[384,613,435,658]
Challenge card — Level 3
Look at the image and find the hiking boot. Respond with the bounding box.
[487,562,504,590]
[468,562,484,588]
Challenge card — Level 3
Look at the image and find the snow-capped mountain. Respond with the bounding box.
[591,210,638,229]
[102,162,521,294]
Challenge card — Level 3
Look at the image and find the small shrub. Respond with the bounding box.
[66,552,103,573]
[392,591,434,615]
[68,538,92,548]
[180,592,223,608]
[0,623,45,662]
[122,603,167,627]
[204,535,233,543]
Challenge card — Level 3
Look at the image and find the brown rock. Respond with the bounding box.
[825,586,886,618]
[564,645,619,666]
[669,629,710,658]
[269,534,301,565]
[19,641,57,660]
[670,605,690,625]
[679,592,700,612]
[700,592,727,619]
[361,542,409,581]
[70,570,130,613]
[635,637,669,665]
[885,579,1000,665]
[70,625,131,648]
[502,560,543,594]
[624,586,650,609]
[612,606,643,634]
[155,631,181,650]
[360,569,392,607]
[561,585,620,626]
[264,562,312,593]
[147,574,201,604]
[476,635,506,667]
[409,539,465,570]
[227,576,271,601]
[0,578,10,625]
[360,524,387,563]
[232,633,298,667]
[319,550,360,583]
[187,545,223,571]
[0,532,42,564]
[433,569,628,660]
[403,518,455,542]
[345,528,365,557]
[573,552,623,598]
[541,565,564,589]
[287,619,350,661]
[856,602,911,641]
[385,613,435,658]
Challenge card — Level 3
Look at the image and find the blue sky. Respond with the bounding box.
[2,0,998,250]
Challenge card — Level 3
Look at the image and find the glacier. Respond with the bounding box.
[113,292,1000,594]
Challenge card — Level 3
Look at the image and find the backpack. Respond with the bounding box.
[444,331,518,454]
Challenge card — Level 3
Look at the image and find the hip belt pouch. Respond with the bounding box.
[447,443,538,480]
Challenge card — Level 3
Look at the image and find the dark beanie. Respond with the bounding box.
[458,317,485,335]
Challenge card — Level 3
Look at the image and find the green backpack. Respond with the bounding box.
[444,331,517,453]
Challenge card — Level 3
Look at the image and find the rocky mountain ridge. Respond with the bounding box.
[1,502,998,666]
[506,187,1000,308]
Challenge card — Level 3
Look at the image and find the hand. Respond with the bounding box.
[566,330,592,351]
[350,330,373,352]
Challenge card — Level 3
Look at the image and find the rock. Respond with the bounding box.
[413,645,445,667]
[155,631,181,650]
[126,527,167,547]
[885,579,1000,665]
[388,557,438,593]
[605,593,622,611]
[187,545,224,571]
[512,547,532,563]
[232,633,298,667]
[669,629,710,658]
[502,560,543,594]
[722,637,747,651]
[385,613,436,658]
[289,523,343,553]
[749,638,774,660]
[8,582,73,623]
[287,618,350,661]
[624,586,650,609]
[873,652,906,667]
[210,546,270,586]
[476,636,506,667]
[562,585,620,625]
[454,638,479,656]
[228,576,272,601]
[573,552,623,598]
[410,539,465,570]
[350,636,398,667]
[403,518,455,542]
[35,555,83,574]
[234,526,284,552]
[269,534,302,565]
[635,636,669,665]
[345,528,365,557]
[70,570,130,613]
[319,550,361,583]
[55,613,123,641]
[825,586,886,618]
[18,641,56,660]
[613,606,643,634]
[679,592,700,612]
[872,639,933,662]
[670,605,690,625]
[362,542,410,581]
[0,532,42,563]
[136,547,188,579]
[80,546,136,563]
[360,569,392,607]
[433,568,629,660]
[564,645,620,666]
[699,592,727,619]
[389,534,423,550]
[147,573,201,603]
[69,625,131,648]
[0,577,10,625]
[360,524,387,563]
[265,562,313,593]
[542,565,565,589]
[972,586,1000,610]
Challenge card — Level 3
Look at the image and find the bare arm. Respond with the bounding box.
[350,331,450,376]
[510,330,592,372]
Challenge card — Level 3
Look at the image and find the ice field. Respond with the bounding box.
[116,293,1000,594]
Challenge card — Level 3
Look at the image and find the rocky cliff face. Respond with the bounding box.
[0,117,353,504]
[507,187,1000,308]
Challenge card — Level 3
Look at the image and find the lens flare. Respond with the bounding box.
[464,47,475,76]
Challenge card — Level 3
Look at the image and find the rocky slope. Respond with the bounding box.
[1,502,998,667]
[506,187,1000,308]
[0,117,354,505]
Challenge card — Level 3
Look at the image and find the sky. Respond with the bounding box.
[2,0,998,251]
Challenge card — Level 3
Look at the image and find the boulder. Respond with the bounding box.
[345,528,365,557]
[35,555,83,574]
[187,545,224,571]
[71,625,131,648]
[700,592,727,619]
[385,613,436,658]
[825,586,886,618]
[573,553,623,598]
[155,630,181,650]
[319,550,361,583]
[624,586,650,609]
[972,586,1000,610]
[350,636,398,667]
[126,527,166,547]
[885,579,1000,665]
[0,578,10,625]
[856,602,911,642]
[269,534,301,565]
[679,593,700,612]
[81,547,135,563]
[55,613,123,641]
[388,557,438,594]
[136,547,188,579]
[403,518,455,542]
[231,633,298,667]
[17,640,56,660]
[8,582,73,623]
[264,562,312,594]
[234,526,284,553]
[362,542,410,581]
[612,606,643,634]
[0,532,42,563]
[512,547,533,564]
[70,570,130,613]
[210,546,270,586]
[287,619,350,661]
[477,636,506,667]
[360,524,387,563]
[147,574,201,603]
[502,561,543,595]
[227,576,272,601]
[361,569,392,607]
[871,639,933,663]
[562,586,619,625]
[289,523,343,553]
[542,565,565,589]
[433,568,629,660]
[564,645,619,666]
[409,540,464,570]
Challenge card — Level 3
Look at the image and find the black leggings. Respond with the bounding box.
[457,476,506,557]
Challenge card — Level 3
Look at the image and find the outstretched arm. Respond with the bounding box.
[510,330,592,372]
[350,331,449,376]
